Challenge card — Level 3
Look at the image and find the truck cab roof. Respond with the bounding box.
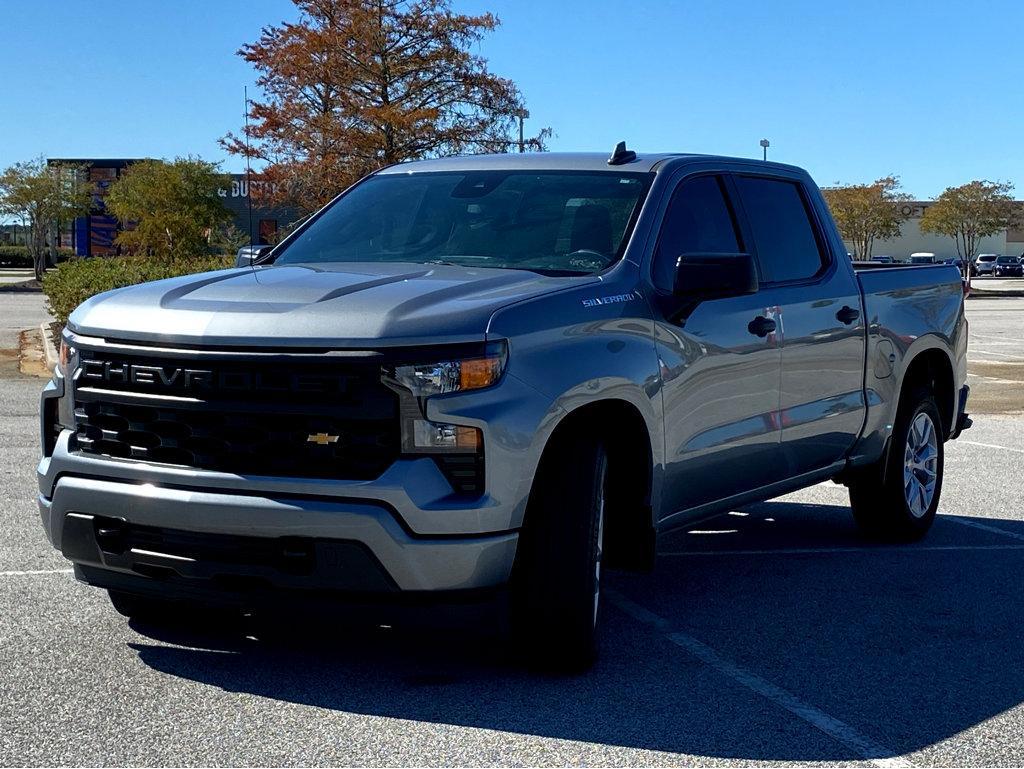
[375,151,804,176]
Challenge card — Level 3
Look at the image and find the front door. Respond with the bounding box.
[650,174,784,521]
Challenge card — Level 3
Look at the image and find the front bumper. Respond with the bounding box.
[38,471,517,594]
[35,362,557,598]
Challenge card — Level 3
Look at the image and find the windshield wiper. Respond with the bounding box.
[420,259,588,277]
[420,259,464,267]
[501,266,590,277]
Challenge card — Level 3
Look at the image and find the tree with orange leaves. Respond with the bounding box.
[222,0,550,214]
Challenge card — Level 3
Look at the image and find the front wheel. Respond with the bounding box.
[510,430,607,671]
[848,390,944,541]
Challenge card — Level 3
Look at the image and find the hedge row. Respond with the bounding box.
[0,246,75,268]
[43,255,234,327]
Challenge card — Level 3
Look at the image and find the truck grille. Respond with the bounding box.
[72,349,400,480]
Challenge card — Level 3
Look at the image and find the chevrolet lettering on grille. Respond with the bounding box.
[78,359,348,395]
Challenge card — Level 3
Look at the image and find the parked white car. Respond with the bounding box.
[976,254,999,275]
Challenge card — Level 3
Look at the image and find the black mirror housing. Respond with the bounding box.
[673,252,758,301]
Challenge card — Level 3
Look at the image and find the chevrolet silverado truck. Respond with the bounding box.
[39,145,970,668]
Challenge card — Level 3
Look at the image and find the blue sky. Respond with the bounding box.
[2,0,1021,199]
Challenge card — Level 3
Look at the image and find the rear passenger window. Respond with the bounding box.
[734,177,826,284]
[653,176,740,291]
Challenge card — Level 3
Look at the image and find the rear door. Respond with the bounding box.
[651,173,785,519]
[731,173,867,477]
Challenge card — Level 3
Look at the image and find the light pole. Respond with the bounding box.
[760,138,770,161]
[244,86,254,246]
[515,108,530,153]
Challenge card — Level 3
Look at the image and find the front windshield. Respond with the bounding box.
[997,256,1016,263]
[272,170,650,275]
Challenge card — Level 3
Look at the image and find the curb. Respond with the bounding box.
[40,322,58,371]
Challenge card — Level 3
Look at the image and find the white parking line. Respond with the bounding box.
[944,517,1024,542]
[969,349,1023,359]
[966,374,1021,384]
[0,568,73,577]
[608,592,912,767]
[970,333,1020,343]
[661,544,1024,557]
[957,440,1024,454]
[968,360,1024,367]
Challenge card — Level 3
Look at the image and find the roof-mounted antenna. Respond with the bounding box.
[607,141,637,166]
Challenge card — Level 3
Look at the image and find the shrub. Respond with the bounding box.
[0,245,74,268]
[43,254,234,327]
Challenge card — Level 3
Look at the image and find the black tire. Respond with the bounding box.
[848,389,944,541]
[510,430,607,672]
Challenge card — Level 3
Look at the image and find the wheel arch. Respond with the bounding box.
[527,397,658,570]
[894,344,956,439]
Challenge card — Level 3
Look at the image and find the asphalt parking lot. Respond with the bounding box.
[2,294,1023,766]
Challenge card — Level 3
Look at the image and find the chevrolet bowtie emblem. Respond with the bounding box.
[306,432,340,445]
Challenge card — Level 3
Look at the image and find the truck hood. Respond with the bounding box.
[68,262,598,348]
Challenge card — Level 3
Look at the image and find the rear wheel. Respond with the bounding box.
[510,430,607,671]
[848,389,944,541]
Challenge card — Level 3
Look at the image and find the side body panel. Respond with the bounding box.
[850,264,967,465]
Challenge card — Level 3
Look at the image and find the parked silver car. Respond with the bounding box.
[976,254,999,275]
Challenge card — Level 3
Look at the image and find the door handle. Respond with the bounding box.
[748,315,777,337]
[836,305,860,325]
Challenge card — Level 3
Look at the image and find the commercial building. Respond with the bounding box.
[47,158,301,257]
[845,201,1024,261]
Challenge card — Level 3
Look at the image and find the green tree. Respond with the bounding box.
[0,158,91,280]
[104,158,233,259]
[209,222,251,255]
[920,180,1020,285]
[222,0,551,213]
[821,176,912,260]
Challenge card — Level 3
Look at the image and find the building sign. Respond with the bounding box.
[898,203,931,219]
[218,179,279,199]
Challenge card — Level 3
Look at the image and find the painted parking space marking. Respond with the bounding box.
[0,568,73,577]
[944,517,1024,542]
[608,592,912,767]
[957,440,1024,454]
[660,544,1024,557]
[968,349,1023,359]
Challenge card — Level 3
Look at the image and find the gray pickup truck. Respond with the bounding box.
[39,146,970,668]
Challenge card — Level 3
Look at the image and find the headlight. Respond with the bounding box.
[383,342,506,463]
[387,341,507,398]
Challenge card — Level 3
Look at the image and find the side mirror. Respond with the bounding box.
[673,252,758,301]
[235,245,272,268]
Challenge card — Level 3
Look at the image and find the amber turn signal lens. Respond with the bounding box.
[459,357,501,390]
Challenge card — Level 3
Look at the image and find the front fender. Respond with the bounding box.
[484,274,664,526]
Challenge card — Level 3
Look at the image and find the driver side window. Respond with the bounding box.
[653,175,741,291]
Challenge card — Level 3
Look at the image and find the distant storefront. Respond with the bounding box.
[47,158,301,257]
[842,200,1024,260]
[215,175,301,248]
